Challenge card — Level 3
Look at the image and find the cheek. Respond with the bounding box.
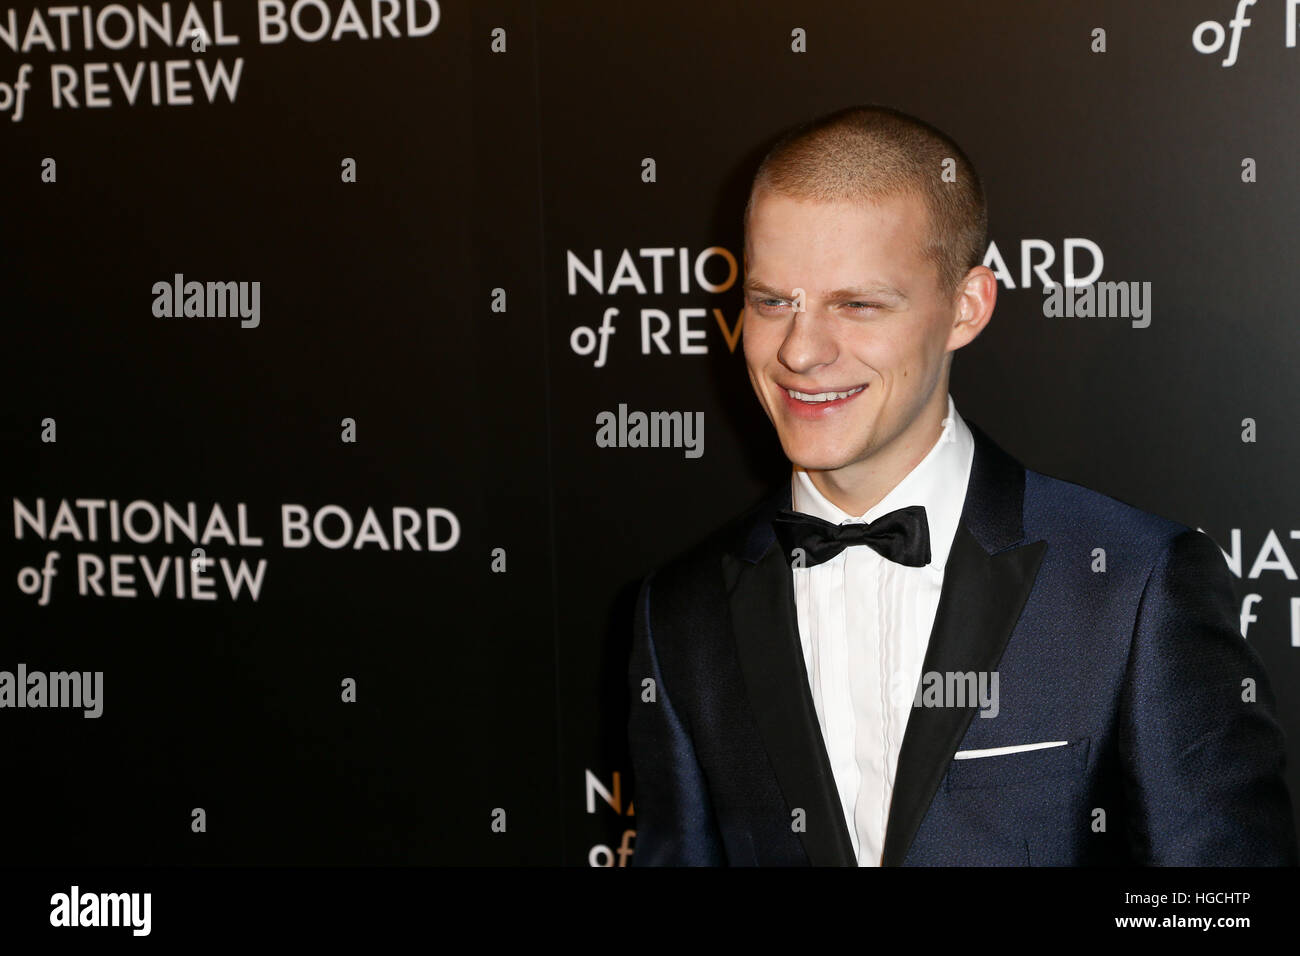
[741,333,765,389]
[854,324,930,377]
[843,333,894,375]
[741,318,776,368]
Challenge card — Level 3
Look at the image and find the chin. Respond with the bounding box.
[783,444,863,473]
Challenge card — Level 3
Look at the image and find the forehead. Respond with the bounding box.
[745,190,930,286]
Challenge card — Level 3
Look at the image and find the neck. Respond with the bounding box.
[804,392,950,517]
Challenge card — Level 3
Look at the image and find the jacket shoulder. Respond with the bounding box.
[1022,467,1202,556]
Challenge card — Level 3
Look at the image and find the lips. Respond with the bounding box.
[785,385,866,403]
[779,383,868,418]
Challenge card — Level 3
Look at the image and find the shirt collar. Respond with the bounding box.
[789,393,975,572]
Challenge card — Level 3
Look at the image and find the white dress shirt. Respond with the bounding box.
[789,393,974,866]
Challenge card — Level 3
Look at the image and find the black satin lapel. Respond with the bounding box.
[880,525,1048,866]
[724,544,858,866]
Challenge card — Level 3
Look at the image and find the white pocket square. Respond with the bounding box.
[953,740,1068,759]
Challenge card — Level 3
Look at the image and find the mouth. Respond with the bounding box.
[779,383,868,418]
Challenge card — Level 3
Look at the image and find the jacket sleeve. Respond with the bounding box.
[627,572,726,865]
[1117,527,1299,864]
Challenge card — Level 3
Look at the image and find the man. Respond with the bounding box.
[626,105,1297,866]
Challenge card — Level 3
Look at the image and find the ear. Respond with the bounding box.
[947,266,996,352]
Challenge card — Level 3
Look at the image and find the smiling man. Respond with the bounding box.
[627,105,1297,866]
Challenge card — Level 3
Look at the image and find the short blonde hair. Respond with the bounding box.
[744,105,988,298]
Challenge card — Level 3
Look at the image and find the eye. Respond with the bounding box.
[750,297,789,313]
[846,302,880,311]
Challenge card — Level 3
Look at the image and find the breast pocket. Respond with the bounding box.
[945,737,1090,792]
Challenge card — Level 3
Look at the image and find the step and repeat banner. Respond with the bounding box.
[3,0,1298,866]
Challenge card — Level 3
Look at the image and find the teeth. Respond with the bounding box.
[787,385,865,403]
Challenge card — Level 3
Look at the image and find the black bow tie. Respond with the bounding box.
[772,505,931,568]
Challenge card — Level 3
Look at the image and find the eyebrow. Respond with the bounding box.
[742,279,908,303]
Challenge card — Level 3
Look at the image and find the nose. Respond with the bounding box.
[777,306,837,375]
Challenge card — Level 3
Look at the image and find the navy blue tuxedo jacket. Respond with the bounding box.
[627,420,1298,865]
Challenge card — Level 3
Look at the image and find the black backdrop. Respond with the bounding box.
[3,0,1298,865]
